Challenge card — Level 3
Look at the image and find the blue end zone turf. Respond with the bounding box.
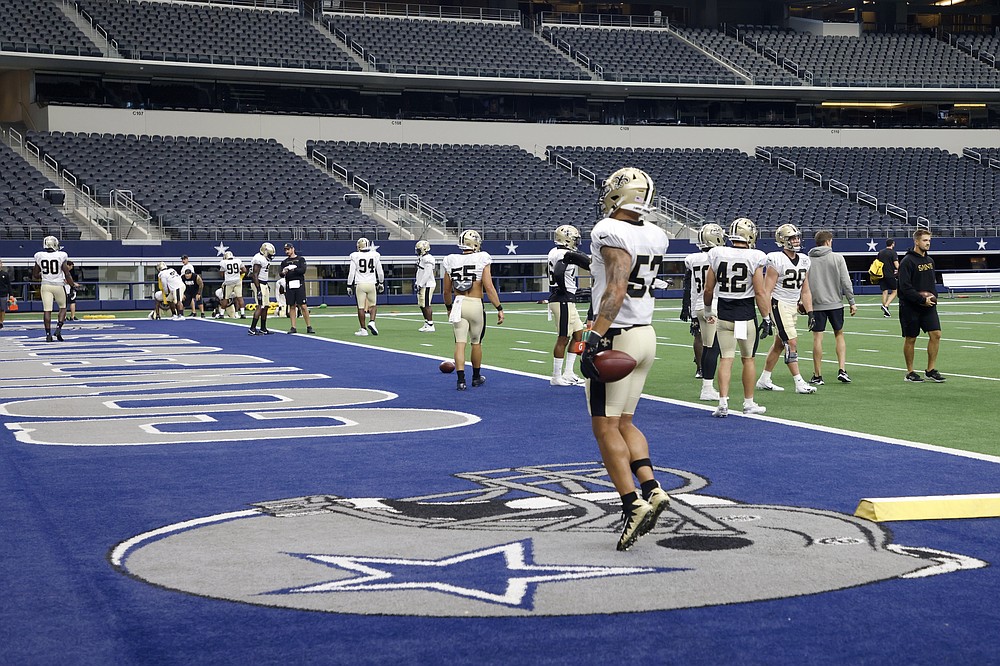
[1,320,998,664]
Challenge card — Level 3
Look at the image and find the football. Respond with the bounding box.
[918,290,938,306]
[439,360,456,373]
[593,350,637,383]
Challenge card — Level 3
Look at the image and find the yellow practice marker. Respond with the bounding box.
[83,314,116,319]
[855,493,1000,522]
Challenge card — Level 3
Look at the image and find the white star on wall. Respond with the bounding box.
[866,239,878,251]
[977,238,988,250]
[214,242,229,256]
[505,241,519,255]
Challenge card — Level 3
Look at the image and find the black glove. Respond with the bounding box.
[807,311,816,331]
[580,331,610,382]
[680,305,690,322]
[376,283,384,294]
[689,320,700,337]
[758,317,774,339]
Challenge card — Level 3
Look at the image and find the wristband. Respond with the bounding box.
[496,305,503,312]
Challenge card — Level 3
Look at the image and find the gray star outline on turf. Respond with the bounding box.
[271,539,672,608]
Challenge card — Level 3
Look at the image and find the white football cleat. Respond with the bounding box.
[795,383,817,394]
[712,404,728,418]
[550,376,574,386]
[562,374,585,385]
[700,386,720,401]
[743,402,767,415]
[354,329,369,336]
[755,380,784,392]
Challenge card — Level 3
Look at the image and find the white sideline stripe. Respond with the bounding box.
[192,320,1000,467]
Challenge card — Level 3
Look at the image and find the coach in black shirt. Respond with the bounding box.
[279,243,315,335]
[897,229,944,383]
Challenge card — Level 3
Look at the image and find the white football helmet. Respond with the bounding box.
[696,223,726,250]
[156,261,167,272]
[415,240,431,256]
[223,251,234,260]
[458,229,482,252]
[775,223,802,252]
[554,224,581,251]
[599,167,656,217]
[260,242,275,258]
[153,290,164,303]
[215,288,224,300]
[357,237,372,252]
[43,235,60,251]
[728,217,758,247]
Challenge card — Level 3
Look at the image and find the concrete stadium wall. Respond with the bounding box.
[41,105,1000,157]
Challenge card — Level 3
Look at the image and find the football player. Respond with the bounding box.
[219,250,245,319]
[442,229,504,391]
[179,256,204,318]
[681,223,725,401]
[156,261,186,320]
[347,237,384,336]
[32,236,77,341]
[580,167,670,551]
[703,217,772,417]
[756,224,817,395]
[547,224,590,386]
[414,239,437,332]
[247,243,275,335]
[148,290,171,320]
[0,259,11,329]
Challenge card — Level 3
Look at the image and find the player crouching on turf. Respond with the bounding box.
[148,291,171,320]
[756,224,818,395]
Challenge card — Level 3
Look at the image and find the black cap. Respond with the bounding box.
[284,243,294,249]
[180,254,189,260]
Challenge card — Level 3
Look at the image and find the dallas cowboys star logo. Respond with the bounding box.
[272,540,669,609]
[866,239,878,251]
[214,242,229,256]
[977,238,988,250]
[505,241,518,255]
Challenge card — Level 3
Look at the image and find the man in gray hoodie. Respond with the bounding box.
[806,230,857,385]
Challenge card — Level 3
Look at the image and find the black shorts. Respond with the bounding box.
[0,294,9,312]
[286,285,307,306]
[810,307,845,333]
[880,275,897,292]
[900,304,941,338]
[184,286,199,302]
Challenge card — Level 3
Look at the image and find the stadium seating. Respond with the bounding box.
[307,141,595,238]
[541,25,743,83]
[24,132,380,241]
[73,0,361,70]
[673,26,802,85]
[759,146,1000,237]
[0,0,102,57]
[546,146,889,239]
[325,14,586,79]
[0,142,81,241]
[741,28,1000,87]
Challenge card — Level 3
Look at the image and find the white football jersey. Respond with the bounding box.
[415,253,436,288]
[442,251,492,292]
[707,245,767,301]
[590,216,669,327]
[547,247,580,295]
[765,250,811,305]
[348,250,384,285]
[220,257,243,285]
[158,267,185,292]
[249,252,271,283]
[180,263,195,276]
[683,250,712,312]
[34,249,69,285]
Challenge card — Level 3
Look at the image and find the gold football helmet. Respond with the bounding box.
[415,240,431,256]
[554,224,581,251]
[728,217,758,248]
[458,229,482,252]
[774,224,802,252]
[357,237,372,252]
[43,235,60,251]
[696,223,726,250]
[599,167,656,217]
[260,242,275,258]
[156,261,168,272]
